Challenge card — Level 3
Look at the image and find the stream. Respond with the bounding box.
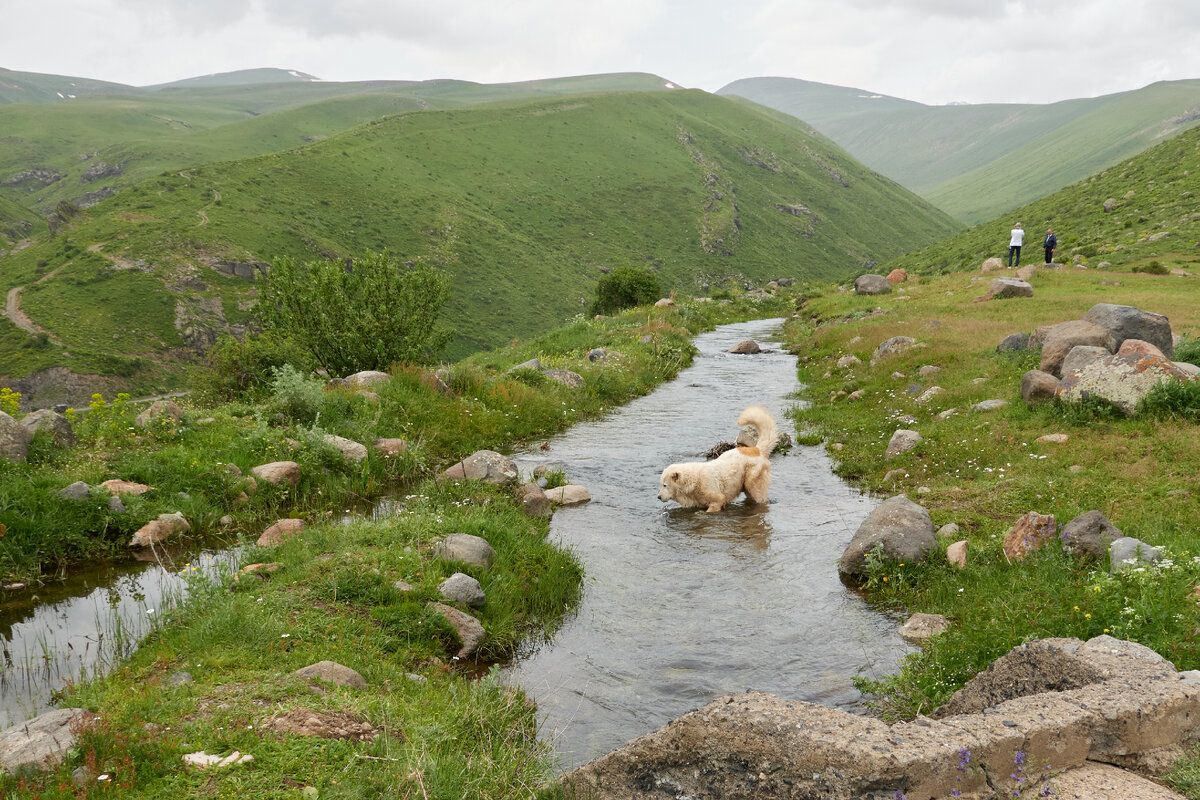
[501,317,912,770]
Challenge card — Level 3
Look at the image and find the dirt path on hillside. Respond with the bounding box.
[4,286,59,344]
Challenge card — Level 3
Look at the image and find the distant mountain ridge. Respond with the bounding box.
[719,76,1200,224]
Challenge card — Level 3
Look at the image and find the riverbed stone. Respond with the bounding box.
[321,433,368,464]
[518,482,551,517]
[429,602,486,659]
[432,533,496,568]
[838,495,936,578]
[545,484,591,505]
[439,450,518,484]
[292,660,367,688]
[20,409,75,448]
[129,512,191,548]
[0,708,94,771]
[438,572,485,608]
[898,612,949,643]
[257,518,304,547]
[251,460,301,487]
[728,339,761,354]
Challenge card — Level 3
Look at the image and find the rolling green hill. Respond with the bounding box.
[719,77,1200,224]
[879,122,1200,277]
[0,89,960,401]
[0,69,678,214]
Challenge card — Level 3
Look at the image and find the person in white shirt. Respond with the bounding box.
[1008,223,1025,267]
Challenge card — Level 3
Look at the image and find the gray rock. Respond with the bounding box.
[20,409,75,448]
[0,708,93,771]
[439,450,518,484]
[885,429,921,459]
[839,495,936,578]
[438,572,485,608]
[1061,345,1113,378]
[1021,369,1060,404]
[972,399,1008,412]
[341,370,390,388]
[429,602,486,659]
[508,358,543,372]
[108,495,126,512]
[871,336,916,366]
[543,369,584,388]
[728,340,761,354]
[292,660,367,688]
[854,274,892,295]
[518,482,551,517]
[0,411,33,462]
[936,523,960,540]
[1058,352,1196,414]
[1062,510,1123,560]
[1040,319,1110,377]
[432,533,496,568]
[321,433,368,464]
[1083,303,1174,358]
[1110,537,1162,571]
[167,670,193,686]
[58,481,92,500]
[836,354,861,369]
[898,613,950,643]
[997,332,1034,353]
[135,400,183,429]
[544,485,591,505]
[985,277,1034,300]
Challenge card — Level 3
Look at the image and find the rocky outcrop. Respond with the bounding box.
[561,636,1200,800]
[853,274,891,295]
[19,409,75,448]
[0,708,94,771]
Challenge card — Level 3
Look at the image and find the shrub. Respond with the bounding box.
[262,365,326,425]
[196,331,315,400]
[591,266,662,316]
[1133,260,1170,275]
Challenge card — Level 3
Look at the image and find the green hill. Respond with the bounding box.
[719,77,1200,224]
[880,122,1200,277]
[0,89,960,400]
[0,70,677,214]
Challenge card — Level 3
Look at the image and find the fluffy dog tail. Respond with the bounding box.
[736,405,780,456]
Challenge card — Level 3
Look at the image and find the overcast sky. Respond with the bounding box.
[6,0,1200,105]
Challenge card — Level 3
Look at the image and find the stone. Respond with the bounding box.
[898,613,949,643]
[727,340,761,354]
[543,369,584,388]
[1015,264,1037,281]
[884,429,921,459]
[981,277,1034,301]
[341,370,390,388]
[916,365,940,377]
[998,332,1034,353]
[432,533,496,568]
[653,297,675,307]
[545,484,591,505]
[1003,511,1057,561]
[439,572,485,608]
[183,751,255,769]
[1043,761,1187,800]
[946,540,968,569]
[886,268,907,283]
[518,482,551,517]
[835,354,861,369]
[429,602,486,658]
[251,461,301,487]
[57,481,91,500]
[883,469,907,482]
[19,409,75,448]
[135,400,183,429]
[853,274,891,295]
[321,433,368,464]
[373,438,408,457]
[257,518,304,547]
[980,256,1005,272]
[129,512,191,548]
[1061,510,1123,560]
[439,450,518,484]
[1040,319,1110,377]
[871,336,916,366]
[0,708,94,771]
[914,386,943,404]
[1036,433,1069,444]
[1058,352,1197,414]
[1111,537,1162,571]
[292,660,367,688]
[1083,303,1174,358]
[936,522,960,540]
[1118,339,1167,359]
[509,358,543,372]
[1021,369,1061,403]
[838,495,936,578]
[98,478,152,496]
[1061,345,1113,377]
[267,709,378,741]
[972,399,1008,412]
[0,411,33,462]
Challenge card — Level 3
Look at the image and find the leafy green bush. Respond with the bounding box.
[1139,378,1200,421]
[1174,336,1200,367]
[590,266,662,316]
[261,365,326,425]
[1133,260,1169,274]
[256,252,453,377]
[196,331,315,400]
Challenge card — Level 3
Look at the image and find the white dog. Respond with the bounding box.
[657,406,780,513]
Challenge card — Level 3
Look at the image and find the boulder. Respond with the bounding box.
[1118,339,1167,359]
[870,336,916,366]
[0,708,94,771]
[98,478,152,496]
[884,429,921,459]
[980,256,1005,272]
[1111,537,1162,571]
[341,370,390,388]
[980,277,1034,301]
[1021,369,1060,404]
[544,368,585,388]
[946,540,968,569]
[129,511,191,547]
[1061,510,1123,560]
[1015,264,1037,281]
[19,409,75,448]
[1040,319,1110,377]
[1061,345,1113,377]
[373,438,408,457]
[438,572,486,608]
[1083,303,1174,358]
[429,602,486,659]
[898,613,949,643]
[292,660,367,688]
[251,461,301,487]
[727,340,761,354]
[439,450,518,484]
[57,481,91,500]
[432,533,496,568]
[257,518,304,547]
[518,482,551,517]
[321,433,368,464]
[997,332,1035,353]
[853,274,891,295]
[0,411,33,462]
[135,400,183,429]
[886,268,907,283]
[545,484,591,505]
[838,495,936,578]
[1058,352,1197,414]
[1002,511,1057,561]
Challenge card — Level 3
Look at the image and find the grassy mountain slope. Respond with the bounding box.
[881,122,1200,276]
[0,67,131,104]
[0,70,677,214]
[147,67,321,89]
[719,77,1200,224]
[0,195,43,245]
[0,89,960,396]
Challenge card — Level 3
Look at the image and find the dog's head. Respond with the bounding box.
[658,468,681,501]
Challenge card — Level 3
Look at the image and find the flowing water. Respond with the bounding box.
[502,317,913,770]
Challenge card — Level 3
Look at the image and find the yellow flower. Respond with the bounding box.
[1073,606,1080,611]
[1085,613,1092,619]
[882,576,888,582]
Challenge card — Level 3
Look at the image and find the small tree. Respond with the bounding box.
[256,252,452,377]
[591,265,662,316]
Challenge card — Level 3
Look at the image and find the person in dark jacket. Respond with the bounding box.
[1044,229,1057,264]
